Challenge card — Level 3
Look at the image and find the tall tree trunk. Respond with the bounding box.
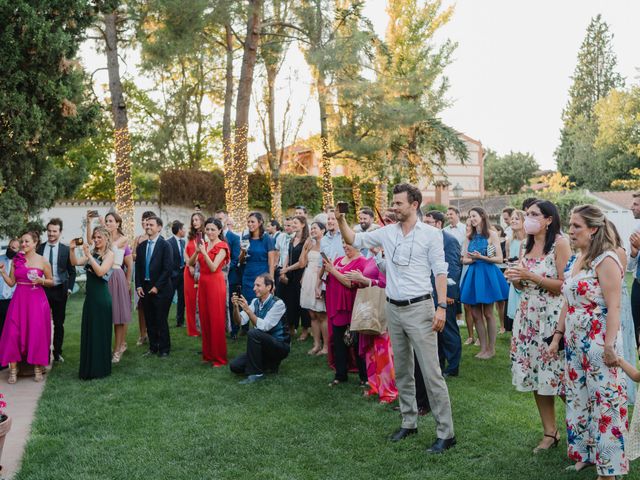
[375,179,388,214]
[407,130,419,185]
[351,178,361,212]
[265,64,282,220]
[222,23,234,212]
[230,0,263,225]
[104,11,134,238]
[317,70,334,209]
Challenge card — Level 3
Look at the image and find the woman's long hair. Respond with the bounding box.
[92,226,112,258]
[204,217,225,242]
[105,211,125,237]
[293,215,310,244]
[467,207,490,241]
[248,212,265,239]
[188,212,206,241]
[524,200,561,255]
[571,204,619,269]
[511,209,527,240]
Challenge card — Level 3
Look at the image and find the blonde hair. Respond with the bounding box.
[571,204,618,269]
[92,226,112,258]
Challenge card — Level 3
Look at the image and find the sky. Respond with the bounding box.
[80,0,640,171]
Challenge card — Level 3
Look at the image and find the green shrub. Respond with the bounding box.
[159,169,225,211]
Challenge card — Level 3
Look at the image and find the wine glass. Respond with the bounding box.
[27,269,41,289]
[240,239,250,260]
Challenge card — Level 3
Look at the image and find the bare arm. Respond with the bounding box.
[124,253,133,284]
[335,212,356,245]
[618,356,640,382]
[203,248,227,273]
[324,260,353,288]
[298,239,312,269]
[268,250,276,278]
[0,262,16,287]
[88,251,115,277]
[598,257,622,366]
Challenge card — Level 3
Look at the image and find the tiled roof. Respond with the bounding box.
[452,195,515,217]
[590,191,635,210]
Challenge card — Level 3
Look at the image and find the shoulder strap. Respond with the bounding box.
[591,250,623,274]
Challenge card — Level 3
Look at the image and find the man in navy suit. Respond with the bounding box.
[425,210,462,376]
[168,220,187,327]
[215,210,241,338]
[135,216,174,357]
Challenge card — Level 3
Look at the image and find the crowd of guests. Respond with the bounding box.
[3,184,640,477]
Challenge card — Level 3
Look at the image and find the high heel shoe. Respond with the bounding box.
[533,431,559,454]
[34,366,44,382]
[119,343,128,354]
[112,351,122,364]
[8,365,18,384]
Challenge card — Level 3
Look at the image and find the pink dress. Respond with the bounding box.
[0,253,52,366]
[358,258,398,403]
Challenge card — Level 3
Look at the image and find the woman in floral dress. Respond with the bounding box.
[549,205,628,479]
[506,200,571,453]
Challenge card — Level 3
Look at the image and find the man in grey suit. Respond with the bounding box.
[37,218,77,362]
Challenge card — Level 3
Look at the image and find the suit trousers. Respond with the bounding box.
[0,299,10,337]
[631,280,640,344]
[229,329,289,375]
[437,304,462,374]
[172,272,185,326]
[141,281,172,354]
[386,299,454,438]
[45,284,69,358]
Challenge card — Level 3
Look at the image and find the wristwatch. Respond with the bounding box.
[437,302,447,310]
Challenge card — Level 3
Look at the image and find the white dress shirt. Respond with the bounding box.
[276,233,292,268]
[352,221,448,301]
[239,295,287,331]
[444,223,466,246]
[44,242,61,286]
[0,255,16,300]
[320,231,345,261]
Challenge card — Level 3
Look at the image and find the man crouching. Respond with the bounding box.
[230,273,290,384]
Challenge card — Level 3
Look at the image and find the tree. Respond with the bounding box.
[484,151,539,195]
[555,14,624,179]
[595,86,640,159]
[0,0,97,236]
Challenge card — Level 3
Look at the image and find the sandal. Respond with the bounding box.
[307,346,321,355]
[533,431,559,454]
[564,462,595,472]
[34,366,44,382]
[328,379,345,387]
[464,337,474,345]
[8,365,18,384]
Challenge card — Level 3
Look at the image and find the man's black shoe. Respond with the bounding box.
[418,406,431,416]
[158,352,169,358]
[426,437,456,454]
[390,427,417,442]
[142,350,157,357]
[443,370,458,379]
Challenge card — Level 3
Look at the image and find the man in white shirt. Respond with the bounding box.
[353,207,380,257]
[337,183,456,454]
[321,210,345,261]
[445,207,466,246]
[230,274,290,384]
[501,207,514,241]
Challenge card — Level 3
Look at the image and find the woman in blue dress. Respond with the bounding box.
[240,212,276,304]
[460,207,509,359]
[505,210,526,332]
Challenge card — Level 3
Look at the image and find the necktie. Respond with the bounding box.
[179,239,185,267]
[48,244,54,265]
[145,240,154,280]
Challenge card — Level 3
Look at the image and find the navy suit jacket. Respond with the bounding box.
[135,236,174,299]
[37,242,76,291]
[167,236,184,280]
[432,230,462,304]
[225,230,241,286]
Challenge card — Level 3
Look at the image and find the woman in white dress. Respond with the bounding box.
[299,221,328,355]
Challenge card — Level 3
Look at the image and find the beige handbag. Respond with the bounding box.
[350,286,387,335]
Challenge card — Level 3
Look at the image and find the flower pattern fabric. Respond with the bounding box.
[510,243,565,395]
[562,251,628,476]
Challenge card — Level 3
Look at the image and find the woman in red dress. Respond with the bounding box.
[184,212,205,337]
[188,217,230,367]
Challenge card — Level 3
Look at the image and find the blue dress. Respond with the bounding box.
[506,238,524,319]
[460,234,509,305]
[241,234,275,303]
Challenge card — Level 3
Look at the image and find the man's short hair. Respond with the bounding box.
[142,210,156,220]
[171,220,184,235]
[502,207,515,216]
[256,273,275,291]
[393,183,422,207]
[359,207,374,218]
[215,209,228,216]
[47,218,63,231]
[633,193,640,199]
[447,206,460,216]
[427,210,445,226]
[521,197,537,211]
[147,216,163,227]
[269,219,282,231]
[284,216,293,222]
[295,205,307,214]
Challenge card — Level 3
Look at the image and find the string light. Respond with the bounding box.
[269,175,283,221]
[114,127,134,239]
[222,135,233,213]
[320,136,334,209]
[351,179,362,212]
[227,124,250,229]
[375,181,388,213]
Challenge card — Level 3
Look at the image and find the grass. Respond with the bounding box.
[13,295,639,480]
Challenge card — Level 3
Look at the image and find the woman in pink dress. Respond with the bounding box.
[345,255,398,403]
[323,242,368,386]
[0,232,54,383]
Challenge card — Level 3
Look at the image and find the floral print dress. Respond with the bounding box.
[562,251,628,476]
[511,243,565,395]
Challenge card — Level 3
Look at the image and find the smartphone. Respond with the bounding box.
[87,210,99,218]
[196,232,203,245]
[320,252,330,263]
[73,237,84,246]
[233,284,242,296]
[337,201,349,214]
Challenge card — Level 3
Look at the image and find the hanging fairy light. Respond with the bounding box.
[320,136,334,209]
[114,127,134,239]
[352,179,362,213]
[227,124,250,230]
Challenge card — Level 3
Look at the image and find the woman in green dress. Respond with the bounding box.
[70,227,114,380]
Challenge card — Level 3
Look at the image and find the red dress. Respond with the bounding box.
[198,241,230,366]
[184,239,200,337]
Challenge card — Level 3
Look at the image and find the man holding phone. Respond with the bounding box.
[335,184,455,454]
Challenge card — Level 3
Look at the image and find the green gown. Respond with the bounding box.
[79,255,113,380]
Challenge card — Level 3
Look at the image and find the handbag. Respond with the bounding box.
[350,286,387,335]
[343,326,355,346]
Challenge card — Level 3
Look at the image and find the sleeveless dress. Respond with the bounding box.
[562,251,628,476]
[108,246,132,325]
[506,238,524,320]
[300,249,325,312]
[241,235,275,303]
[0,253,51,366]
[184,238,200,337]
[79,254,113,380]
[460,234,509,305]
[282,239,306,329]
[510,241,565,395]
[198,242,230,366]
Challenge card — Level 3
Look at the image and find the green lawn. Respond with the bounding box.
[13,295,639,479]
